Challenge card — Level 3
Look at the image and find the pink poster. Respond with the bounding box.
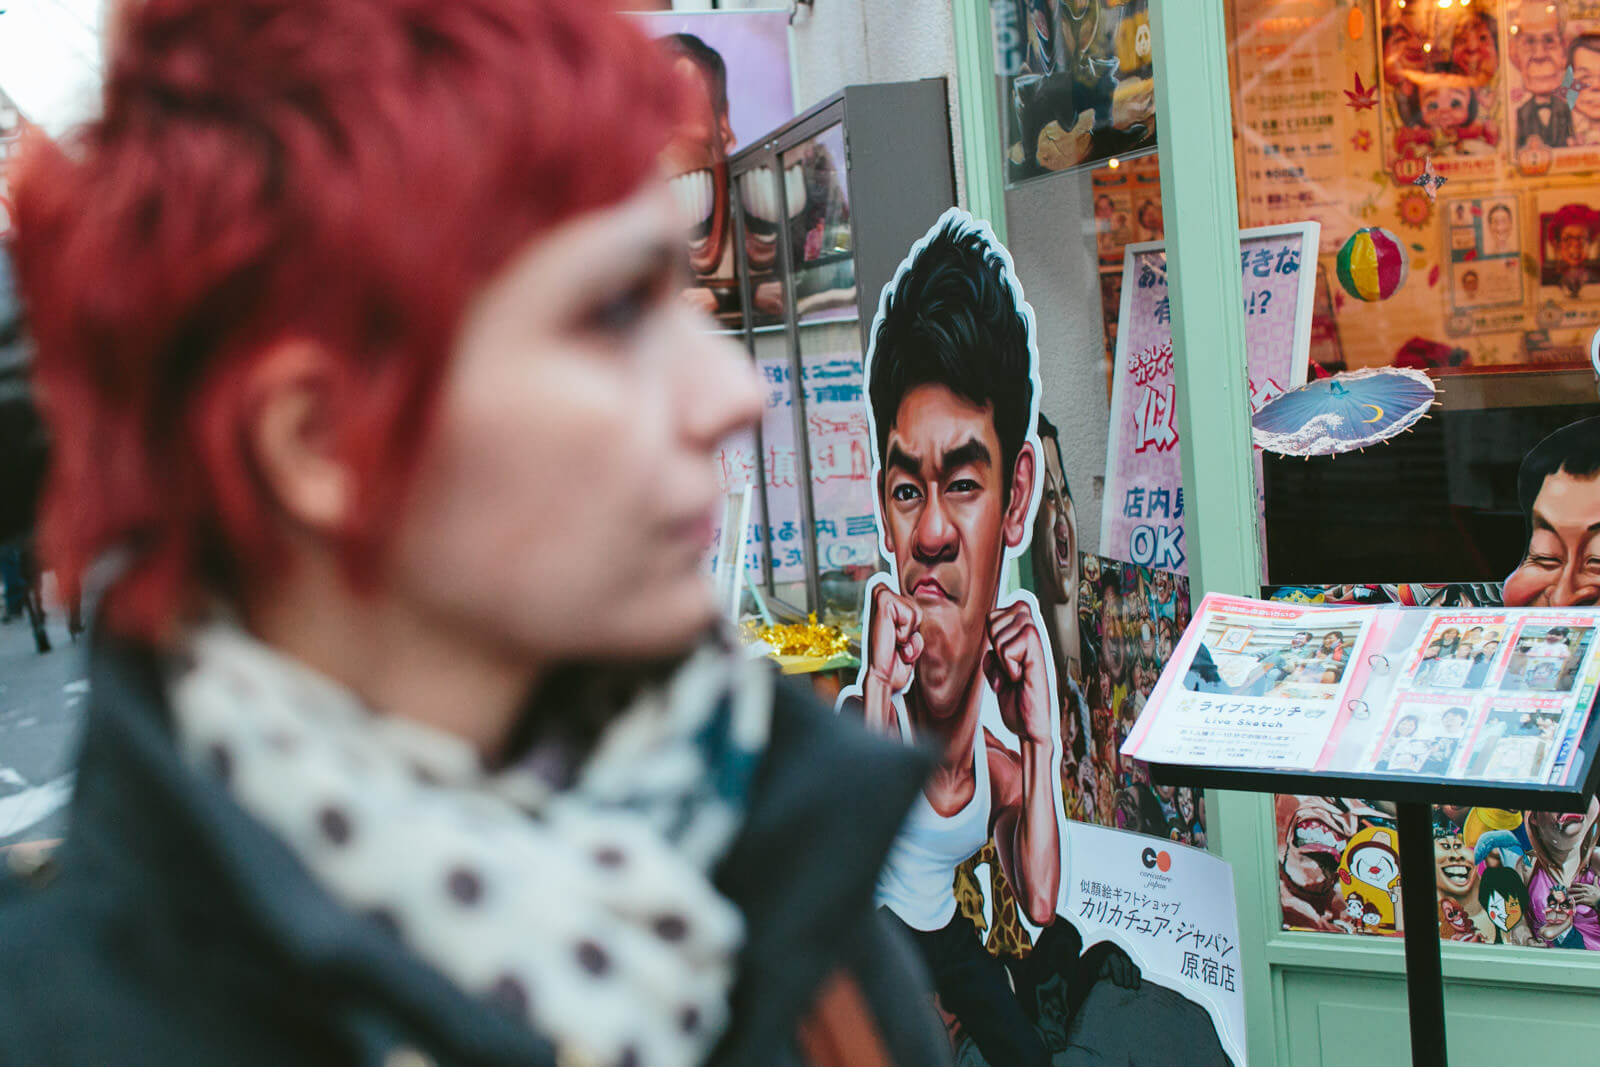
[1100,224,1319,575]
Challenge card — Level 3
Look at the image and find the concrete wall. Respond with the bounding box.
[1005,174,1111,553]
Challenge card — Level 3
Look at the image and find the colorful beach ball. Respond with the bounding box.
[1336,226,1409,302]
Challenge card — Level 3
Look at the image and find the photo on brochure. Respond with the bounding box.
[1183,613,1355,701]
[1463,700,1567,782]
[1369,696,1477,777]
[1405,616,1506,692]
[1498,621,1595,693]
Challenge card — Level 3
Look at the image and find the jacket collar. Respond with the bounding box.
[63,629,928,1066]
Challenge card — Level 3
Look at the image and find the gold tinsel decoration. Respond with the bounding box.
[743,614,852,659]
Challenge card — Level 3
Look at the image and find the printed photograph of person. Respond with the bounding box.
[1505,416,1600,607]
[1464,705,1564,780]
[1182,617,1354,700]
[1372,702,1472,776]
[1498,624,1594,692]
[1411,622,1504,690]
[1486,200,1519,256]
[1539,202,1600,299]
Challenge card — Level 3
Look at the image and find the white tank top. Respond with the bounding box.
[875,692,993,931]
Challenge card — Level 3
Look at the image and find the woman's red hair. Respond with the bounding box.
[9,0,678,639]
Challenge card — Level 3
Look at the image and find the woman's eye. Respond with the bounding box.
[588,284,655,335]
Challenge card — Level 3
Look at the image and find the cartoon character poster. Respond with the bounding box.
[637,12,794,327]
[1274,418,1600,949]
[1072,555,1203,842]
[994,0,1157,183]
[1379,0,1503,184]
[838,209,1243,1065]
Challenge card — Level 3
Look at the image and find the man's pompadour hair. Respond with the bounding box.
[868,216,1033,495]
[1518,417,1600,532]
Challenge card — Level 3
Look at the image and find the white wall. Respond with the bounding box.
[1004,172,1111,553]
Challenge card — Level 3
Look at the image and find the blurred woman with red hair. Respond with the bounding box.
[0,2,947,1064]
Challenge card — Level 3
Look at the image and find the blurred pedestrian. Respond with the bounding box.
[0,2,947,1065]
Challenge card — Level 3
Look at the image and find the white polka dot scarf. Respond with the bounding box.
[167,621,773,1067]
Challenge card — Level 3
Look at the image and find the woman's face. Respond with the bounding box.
[383,184,762,664]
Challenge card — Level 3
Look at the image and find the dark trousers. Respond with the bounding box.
[0,546,22,617]
[884,907,1053,1067]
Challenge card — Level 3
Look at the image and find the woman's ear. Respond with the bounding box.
[1003,442,1037,550]
[245,343,353,534]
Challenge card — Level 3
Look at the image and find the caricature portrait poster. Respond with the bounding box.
[837,208,1244,1066]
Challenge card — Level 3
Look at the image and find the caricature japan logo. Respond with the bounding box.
[1141,847,1172,872]
[1140,846,1175,888]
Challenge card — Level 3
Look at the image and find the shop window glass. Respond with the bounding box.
[1227,0,1600,948]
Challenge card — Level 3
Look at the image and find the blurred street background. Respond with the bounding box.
[0,592,85,848]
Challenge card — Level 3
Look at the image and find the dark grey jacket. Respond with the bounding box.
[0,633,950,1066]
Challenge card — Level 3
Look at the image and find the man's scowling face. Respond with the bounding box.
[881,384,1032,714]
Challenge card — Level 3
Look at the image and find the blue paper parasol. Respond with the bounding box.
[1251,367,1436,456]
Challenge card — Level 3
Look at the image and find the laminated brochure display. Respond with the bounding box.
[1123,594,1600,1067]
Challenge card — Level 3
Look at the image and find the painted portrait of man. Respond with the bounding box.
[1510,1,1571,151]
[1504,416,1600,608]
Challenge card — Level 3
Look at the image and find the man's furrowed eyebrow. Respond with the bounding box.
[885,444,920,478]
[941,438,991,473]
[883,437,992,479]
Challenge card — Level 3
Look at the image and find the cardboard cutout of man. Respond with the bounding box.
[840,211,1070,1066]
[1032,414,1082,690]
[1505,416,1600,607]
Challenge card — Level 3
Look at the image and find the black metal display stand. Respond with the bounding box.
[1148,703,1600,1067]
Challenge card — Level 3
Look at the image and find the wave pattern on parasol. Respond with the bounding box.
[1251,367,1437,457]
